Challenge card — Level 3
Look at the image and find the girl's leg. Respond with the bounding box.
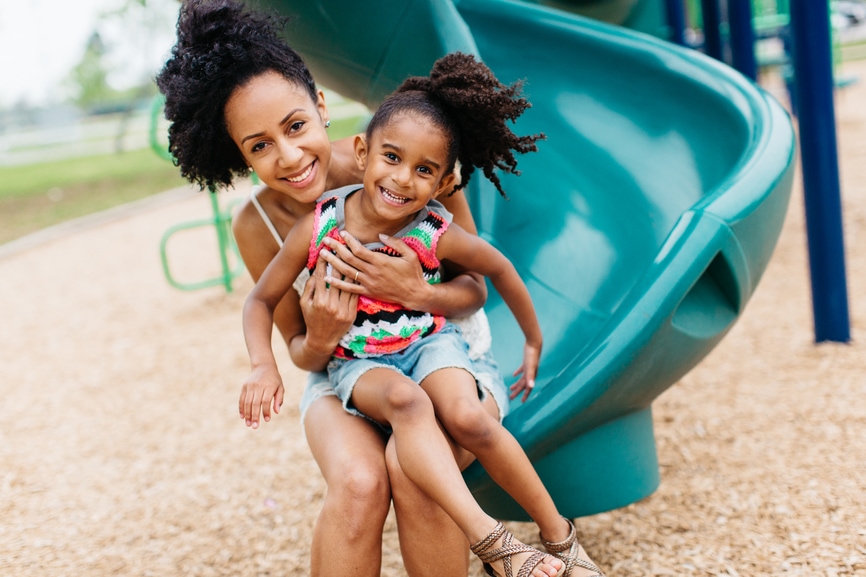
[304,395,391,577]
[421,368,571,544]
[388,391,501,577]
[352,368,562,577]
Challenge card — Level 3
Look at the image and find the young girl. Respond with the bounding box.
[240,53,604,577]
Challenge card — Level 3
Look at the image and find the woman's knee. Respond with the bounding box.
[327,457,391,512]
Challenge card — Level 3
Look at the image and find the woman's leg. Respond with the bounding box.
[353,368,562,577]
[388,392,501,577]
[304,395,391,577]
[387,436,470,577]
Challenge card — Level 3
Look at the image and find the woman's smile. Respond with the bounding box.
[283,159,318,187]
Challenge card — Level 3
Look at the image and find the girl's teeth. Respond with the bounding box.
[286,163,314,183]
[382,188,408,203]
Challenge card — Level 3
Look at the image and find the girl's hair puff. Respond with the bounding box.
[155,0,317,190]
[366,52,545,197]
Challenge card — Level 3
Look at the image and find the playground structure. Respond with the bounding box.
[251,0,796,519]
[155,0,849,343]
[150,94,246,293]
[660,0,852,343]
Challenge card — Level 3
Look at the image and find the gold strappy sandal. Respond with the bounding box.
[471,521,559,577]
[540,517,605,577]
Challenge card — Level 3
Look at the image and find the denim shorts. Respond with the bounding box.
[299,323,510,426]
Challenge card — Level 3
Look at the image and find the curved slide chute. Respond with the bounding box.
[257,0,796,519]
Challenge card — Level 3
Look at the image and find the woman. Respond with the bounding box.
[156,1,510,574]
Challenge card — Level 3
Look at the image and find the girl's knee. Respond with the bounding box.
[441,397,497,448]
[381,377,432,417]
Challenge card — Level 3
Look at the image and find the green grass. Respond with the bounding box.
[0,113,367,247]
[0,149,187,245]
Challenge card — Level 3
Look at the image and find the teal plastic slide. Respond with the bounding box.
[257,0,796,519]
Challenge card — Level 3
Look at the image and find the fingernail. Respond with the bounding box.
[339,230,348,238]
[322,237,332,246]
[379,233,389,241]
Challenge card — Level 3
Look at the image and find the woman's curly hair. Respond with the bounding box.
[366,52,545,197]
[155,0,316,191]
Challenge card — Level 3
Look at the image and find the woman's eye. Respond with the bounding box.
[289,121,305,133]
[251,142,267,153]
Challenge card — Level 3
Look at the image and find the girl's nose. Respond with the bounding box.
[393,164,412,187]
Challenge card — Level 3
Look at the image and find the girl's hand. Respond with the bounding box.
[300,256,359,352]
[318,232,432,310]
[509,341,542,403]
[239,365,285,429]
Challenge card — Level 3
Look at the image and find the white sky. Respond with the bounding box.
[0,0,180,107]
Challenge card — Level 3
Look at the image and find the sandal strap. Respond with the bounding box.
[472,523,555,577]
[471,521,507,555]
[541,517,605,577]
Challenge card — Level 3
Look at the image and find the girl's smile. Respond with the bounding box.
[354,112,455,225]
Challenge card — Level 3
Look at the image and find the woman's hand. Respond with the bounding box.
[239,364,284,429]
[298,256,359,355]
[318,231,432,311]
[509,341,542,403]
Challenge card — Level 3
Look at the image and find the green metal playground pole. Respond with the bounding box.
[210,189,235,293]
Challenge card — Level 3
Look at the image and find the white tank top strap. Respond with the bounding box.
[250,189,283,248]
[250,187,309,296]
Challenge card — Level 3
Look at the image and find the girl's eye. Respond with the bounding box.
[417,166,432,175]
[384,152,399,162]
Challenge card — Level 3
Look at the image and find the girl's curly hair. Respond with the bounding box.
[366,52,545,197]
[155,0,316,191]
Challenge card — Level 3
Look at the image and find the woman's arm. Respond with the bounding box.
[436,224,543,402]
[317,188,488,316]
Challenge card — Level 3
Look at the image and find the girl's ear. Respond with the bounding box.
[353,134,368,170]
[435,171,456,198]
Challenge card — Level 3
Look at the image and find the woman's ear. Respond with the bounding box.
[353,134,368,170]
[316,90,330,127]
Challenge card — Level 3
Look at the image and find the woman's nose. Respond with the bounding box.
[275,138,303,167]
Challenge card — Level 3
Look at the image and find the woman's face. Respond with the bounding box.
[225,71,331,205]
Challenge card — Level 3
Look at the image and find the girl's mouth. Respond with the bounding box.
[380,186,410,205]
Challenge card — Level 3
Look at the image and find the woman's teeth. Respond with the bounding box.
[286,163,314,183]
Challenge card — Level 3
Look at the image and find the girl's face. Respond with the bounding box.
[354,112,455,222]
[225,71,331,205]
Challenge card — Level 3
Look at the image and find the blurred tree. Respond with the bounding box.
[65,32,117,109]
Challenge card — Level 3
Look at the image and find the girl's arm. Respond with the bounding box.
[317,188,487,316]
[436,224,543,402]
[233,199,356,368]
[238,213,356,428]
[243,212,353,372]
